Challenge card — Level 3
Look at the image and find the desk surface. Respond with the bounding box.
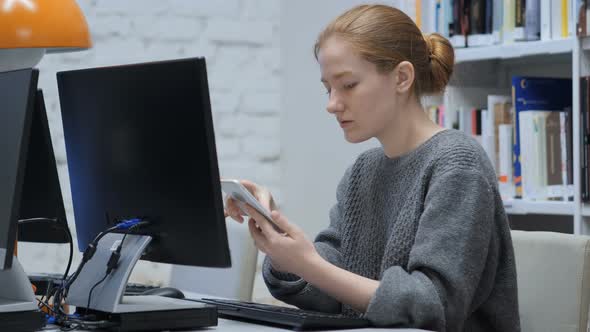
[46,319,430,331]
[220,318,430,331]
[41,291,431,331]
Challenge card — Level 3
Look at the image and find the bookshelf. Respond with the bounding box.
[455,38,573,63]
[503,200,575,216]
[441,28,589,235]
[444,46,583,230]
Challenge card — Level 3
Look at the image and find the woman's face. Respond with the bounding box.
[318,36,400,143]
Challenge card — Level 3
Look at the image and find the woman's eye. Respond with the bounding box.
[344,82,357,89]
[325,89,331,95]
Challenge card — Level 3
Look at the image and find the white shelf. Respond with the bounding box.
[455,39,573,63]
[581,204,590,217]
[503,199,575,216]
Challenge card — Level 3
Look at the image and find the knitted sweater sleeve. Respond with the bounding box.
[261,167,351,313]
[365,168,496,331]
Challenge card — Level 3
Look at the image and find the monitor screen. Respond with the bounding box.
[18,90,69,244]
[0,69,39,270]
[57,58,231,268]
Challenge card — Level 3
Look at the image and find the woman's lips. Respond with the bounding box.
[340,120,353,128]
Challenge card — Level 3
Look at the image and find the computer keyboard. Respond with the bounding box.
[124,283,160,295]
[29,275,160,297]
[195,298,371,331]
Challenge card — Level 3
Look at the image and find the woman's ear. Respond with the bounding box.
[394,61,415,94]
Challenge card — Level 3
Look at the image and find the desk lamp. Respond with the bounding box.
[0,0,92,72]
[0,1,91,331]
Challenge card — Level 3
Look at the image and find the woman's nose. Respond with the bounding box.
[326,93,343,114]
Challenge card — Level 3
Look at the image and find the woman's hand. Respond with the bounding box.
[245,201,380,313]
[244,205,321,276]
[224,179,276,223]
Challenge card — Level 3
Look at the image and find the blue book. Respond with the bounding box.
[511,76,572,198]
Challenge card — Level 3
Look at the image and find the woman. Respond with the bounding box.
[225,4,520,332]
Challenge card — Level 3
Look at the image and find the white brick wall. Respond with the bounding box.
[18,0,280,302]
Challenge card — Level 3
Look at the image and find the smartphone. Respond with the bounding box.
[220,179,284,233]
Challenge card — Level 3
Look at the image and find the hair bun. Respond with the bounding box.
[423,33,454,95]
[314,4,455,97]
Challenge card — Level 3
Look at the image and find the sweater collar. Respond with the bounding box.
[381,129,451,170]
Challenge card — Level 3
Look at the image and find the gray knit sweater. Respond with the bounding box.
[263,129,520,332]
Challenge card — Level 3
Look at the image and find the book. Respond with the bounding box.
[487,95,512,174]
[423,0,565,43]
[511,76,572,199]
[469,0,494,46]
[540,0,552,40]
[524,0,541,40]
[559,109,574,201]
[582,77,590,201]
[545,112,564,199]
[492,0,504,43]
[518,111,547,200]
[576,0,587,36]
[514,0,541,41]
[514,0,525,40]
[498,124,514,200]
[503,0,516,43]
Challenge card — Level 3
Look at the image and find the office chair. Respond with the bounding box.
[511,230,590,332]
[169,220,258,301]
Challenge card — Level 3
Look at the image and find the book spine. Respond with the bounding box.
[540,0,552,40]
[560,112,568,200]
[519,111,532,199]
[439,105,446,127]
[470,0,484,34]
[552,0,563,38]
[514,0,525,39]
[492,0,504,43]
[561,0,570,38]
[512,81,522,198]
[485,0,493,33]
[584,77,590,201]
[504,0,516,43]
[545,112,563,199]
[524,0,541,40]
[582,77,588,201]
[499,124,514,200]
[565,107,573,200]
[417,0,423,29]
[576,0,587,36]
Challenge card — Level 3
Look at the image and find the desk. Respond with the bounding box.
[45,319,431,331]
[40,291,432,331]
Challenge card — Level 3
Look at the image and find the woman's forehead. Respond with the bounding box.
[318,37,372,79]
[318,37,357,65]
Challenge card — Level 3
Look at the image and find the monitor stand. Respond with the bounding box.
[66,233,217,331]
[0,252,46,331]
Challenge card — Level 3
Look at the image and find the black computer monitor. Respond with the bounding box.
[56,57,231,268]
[0,68,47,331]
[0,69,39,270]
[17,90,69,244]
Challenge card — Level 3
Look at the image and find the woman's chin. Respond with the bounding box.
[343,132,370,144]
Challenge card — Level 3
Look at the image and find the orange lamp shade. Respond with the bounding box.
[0,0,92,51]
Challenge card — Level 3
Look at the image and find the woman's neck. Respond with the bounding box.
[378,98,443,159]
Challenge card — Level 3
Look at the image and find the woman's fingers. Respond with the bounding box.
[270,210,294,235]
[240,180,272,211]
[240,179,258,193]
[244,204,279,238]
[248,218,267,253]
[225,197,245,222]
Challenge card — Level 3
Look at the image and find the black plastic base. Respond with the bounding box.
[0,310,46,332]
[79,305,218,332]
